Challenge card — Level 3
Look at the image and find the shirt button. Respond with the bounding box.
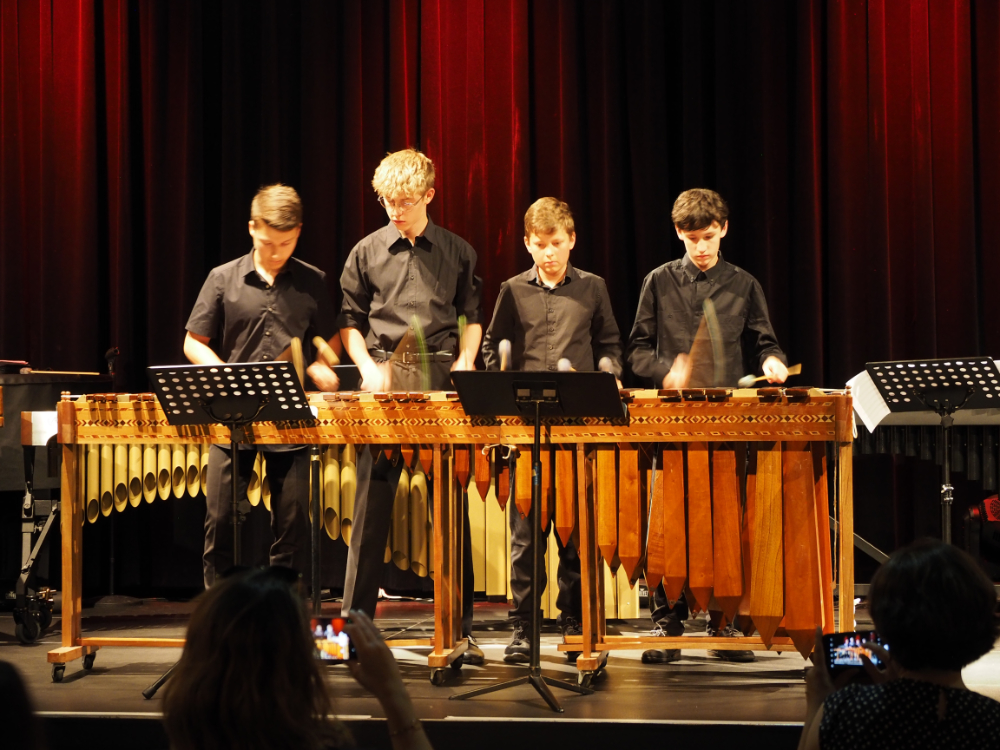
[265,331,271,337]
[267,306,274,312]
[548,365,555,371]
[262,355,271,360]
[548,345,553,350]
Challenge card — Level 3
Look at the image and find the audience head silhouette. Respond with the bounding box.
[162,566,349,750]
[869,537,998,671]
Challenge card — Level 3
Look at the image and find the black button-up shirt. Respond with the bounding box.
[338,218,483,355]
[186,251,337,365]
[627,253,785,387]
[481,263,623,377]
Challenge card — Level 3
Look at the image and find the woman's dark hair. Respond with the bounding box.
[162,567,350,750]
[869,538,998,671]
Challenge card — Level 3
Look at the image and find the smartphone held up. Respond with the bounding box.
[822,631,886,676]
[312,617,357,663]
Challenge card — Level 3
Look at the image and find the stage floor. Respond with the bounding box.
[3,598,999,748]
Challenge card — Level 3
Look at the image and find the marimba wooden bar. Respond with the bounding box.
[49,385,853,683]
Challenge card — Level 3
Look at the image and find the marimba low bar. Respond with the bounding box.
[49,386,853,680]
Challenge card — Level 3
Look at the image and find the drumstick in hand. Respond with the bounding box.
[290,337,305,389]
[312,336,340,367]
[738,363,802,388]
[499,339,511,371]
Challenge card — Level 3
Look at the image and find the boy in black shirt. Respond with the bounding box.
[339,149,485,664]
[482,197,623,662]
[184,184,341,587]
[627,188,787,663]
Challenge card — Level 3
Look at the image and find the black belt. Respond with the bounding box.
[371,350,454,364]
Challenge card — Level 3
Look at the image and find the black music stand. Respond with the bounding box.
[142,361,316,699]
[449,370,626,712]
[867,358,1000,544]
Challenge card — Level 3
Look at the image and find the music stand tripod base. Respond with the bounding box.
[449,371,625,711]
[144,361,316,698]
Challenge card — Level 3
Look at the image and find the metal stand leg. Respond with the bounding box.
[452,401,593,711]
[940,416,954,545]
[142,663,176,700]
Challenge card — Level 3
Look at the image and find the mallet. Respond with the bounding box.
[312,336,340,367]
[737,363,802,388]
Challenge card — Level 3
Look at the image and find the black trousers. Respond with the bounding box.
[342,445,475,635]
[509,505,581,623]
[649,584,689,636]
[649,445,748,634]
[203,445,311,588]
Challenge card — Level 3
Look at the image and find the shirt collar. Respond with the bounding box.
[239,250,300,283]
[384,216,439,251]
[238,251,257,278]
[529,262,575,289]
[681,252,727,282]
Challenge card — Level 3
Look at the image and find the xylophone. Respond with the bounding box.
[49,386,854,683]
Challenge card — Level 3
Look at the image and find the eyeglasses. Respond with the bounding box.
[378,194,423,213]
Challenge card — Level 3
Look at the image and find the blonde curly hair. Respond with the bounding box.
[371,148,435,199]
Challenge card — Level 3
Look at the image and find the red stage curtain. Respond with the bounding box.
[3,1,1000,581]
[4,0,998,385]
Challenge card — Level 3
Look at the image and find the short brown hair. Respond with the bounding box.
[869,538,999,671]
[372,148,435,198]
[524,197,575,238]
[671,188,729,231]
[251,184,303,231]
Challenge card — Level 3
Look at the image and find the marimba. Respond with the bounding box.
[49,386,854,684]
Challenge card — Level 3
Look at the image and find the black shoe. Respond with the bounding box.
[464,634,484,666]
[641,648,681,664]
[707,623,756,662]
[641,625,682,664]
[504,620,531,664]
[561,616,583,663]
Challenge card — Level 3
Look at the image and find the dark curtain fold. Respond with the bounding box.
[3,0,999,587]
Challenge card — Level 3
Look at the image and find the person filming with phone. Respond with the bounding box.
[162,567,432,750]
[799,538,1000,750]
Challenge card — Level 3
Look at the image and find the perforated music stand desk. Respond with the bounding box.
[148,361,315,565]
[866,357,1000,543]
[450,370,625,712]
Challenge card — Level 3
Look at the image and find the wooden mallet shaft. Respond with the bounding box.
[312,336,340,367]
[738,362,802,388]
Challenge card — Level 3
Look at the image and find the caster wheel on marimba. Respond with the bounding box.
[51,664,65,683]
[430,668,448,686]
[578,672,594,689]
[83,653,96,671]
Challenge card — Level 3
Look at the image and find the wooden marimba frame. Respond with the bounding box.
[49,386,853,684]
[559,387,854,678]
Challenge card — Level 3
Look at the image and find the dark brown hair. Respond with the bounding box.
[671,188,729,231]
[251,184,303,230]
[869,538,998,671]
[162,567,350,750]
